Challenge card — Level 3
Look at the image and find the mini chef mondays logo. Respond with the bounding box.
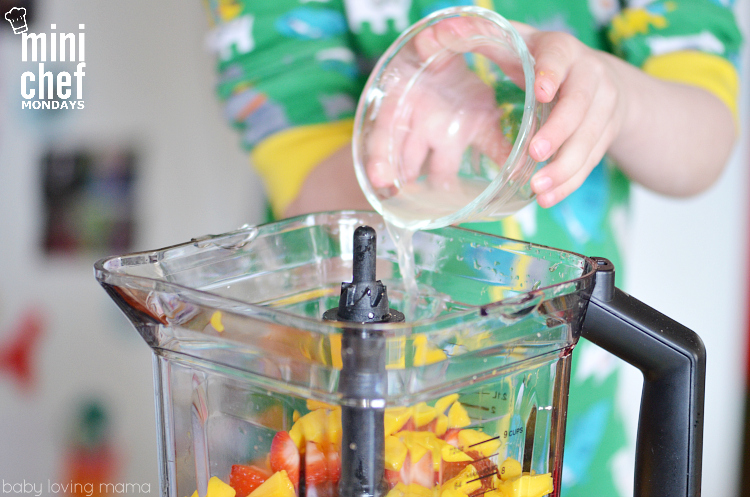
[6,7,86,110]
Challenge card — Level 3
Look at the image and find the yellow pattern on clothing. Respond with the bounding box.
[609,8,668,46]
[643,50,739,123]
[251,119,354,217]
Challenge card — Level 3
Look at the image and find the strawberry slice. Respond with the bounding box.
[327,447,341,484]
[466,450,496,493]
[305,441,328,486]
[229,464,270,497]
[270,431,300,489]
[442,428,461,447]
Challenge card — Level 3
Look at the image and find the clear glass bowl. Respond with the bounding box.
[353,7,552,230]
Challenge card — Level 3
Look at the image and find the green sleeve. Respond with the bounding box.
[204,0,363,149]
[607,0,742,68]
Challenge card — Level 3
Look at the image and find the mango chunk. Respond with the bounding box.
[458,430,501,457]
[385,407,413,436]
[498,458,522,481]
[434,394,459,414]
[440,444,473,463]
[206,476,236,497]
[385,435,409,471]
[434,414,448,437]
[247,470,295,497]
[447,402,471,429]
[413,402,438,428]
[496,473,553,497]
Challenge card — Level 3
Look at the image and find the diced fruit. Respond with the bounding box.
[447,403,471,429]
[229,465,270,497]
[498,458,522,481]
[248,471,296,497]
[300,409,329,445]
[384,407,413,436]
[305,441,329,486]
[385,435,409,471]
[440,444,473,463]
[458,430,501,458]
[408,452,436,489]
[289,420,305,451]
[434,414,448,437]
[496,473,553,497]
[327,446,341,484]
[402,483,433,497]
[207,476,236,497]
[269,432,300,489]
[327,408,342,446]
[189,491,199,497]
[442,428,461,447]
[413,403,438,428]
[434,394,459,414]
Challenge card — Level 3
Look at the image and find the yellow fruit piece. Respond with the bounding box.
[414,402,438,428]
[403,484,433,497]
[248,471,296,497]
[206,476,236,497]
[497,473,553,497]
[447,402,471,429]
[498,458,522,481]
[458,430,501,457]
[327,407,342,446]
[434,414,448,437]
[441,444,473,463]
[413,334,448,366]
[288,419,304,450]
[384,407,413,436]
[483,491,503,497]
[442,465,482,495]
[189,492,199,497]
[434,394,459,414]
[386,483,407,497]
[385,435,409,471]
[401,433,429,463]
[440,489,465,497]
[292,410,301,422]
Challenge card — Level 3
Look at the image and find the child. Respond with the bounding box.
[204,1,741,494]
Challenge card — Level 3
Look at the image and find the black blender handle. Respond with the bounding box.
[580,258,705,497]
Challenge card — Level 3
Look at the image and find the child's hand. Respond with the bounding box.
[512,22,628,208]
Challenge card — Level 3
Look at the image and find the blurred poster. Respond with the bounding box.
[42,147,137,256]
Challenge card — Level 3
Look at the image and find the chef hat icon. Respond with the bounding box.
[5,7,28,34]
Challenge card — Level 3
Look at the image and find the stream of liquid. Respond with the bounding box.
[384,221,420,319]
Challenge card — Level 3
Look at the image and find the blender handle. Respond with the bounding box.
[580,258,705,497]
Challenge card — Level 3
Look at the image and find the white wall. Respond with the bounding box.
[623,1,750,495]
[0,0,264,488]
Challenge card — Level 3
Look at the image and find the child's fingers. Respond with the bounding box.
[533,117,616,208]
[529,63,597,162]
[530,87,617,201]
[525,31,581,104]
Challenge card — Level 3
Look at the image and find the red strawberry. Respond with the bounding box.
[229,464,270,497]
[408,452,435,489]
[327,446,341,484]
[270,431,300,489]
[305,441,329,486]
[442,428,461,447]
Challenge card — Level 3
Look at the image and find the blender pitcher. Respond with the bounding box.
[95,211,704,497]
